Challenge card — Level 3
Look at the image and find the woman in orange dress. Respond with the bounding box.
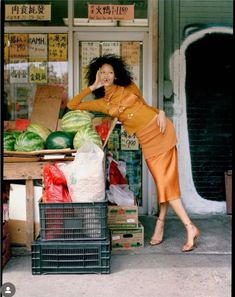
[67,54,200,252]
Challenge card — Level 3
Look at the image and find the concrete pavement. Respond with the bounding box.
[2,214,232,297]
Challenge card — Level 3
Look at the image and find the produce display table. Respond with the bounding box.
[3,149,76,250]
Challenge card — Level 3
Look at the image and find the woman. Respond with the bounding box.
[67,54,200,252]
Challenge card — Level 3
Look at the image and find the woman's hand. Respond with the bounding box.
[157,110,166,134]
[89,69,104,91]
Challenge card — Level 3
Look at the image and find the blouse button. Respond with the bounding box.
[118,106,124,113]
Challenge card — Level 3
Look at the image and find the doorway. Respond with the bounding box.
[185,32,233,202]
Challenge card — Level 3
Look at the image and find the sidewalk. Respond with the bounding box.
[2,214,232,297]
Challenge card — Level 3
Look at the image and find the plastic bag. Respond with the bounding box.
[59,141,105,202]
[42,163,71,203]
[106,184,135,205]
[95,120,110,144]
[107,155,127,185]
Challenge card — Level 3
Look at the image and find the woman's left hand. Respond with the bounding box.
[157,110,166,134]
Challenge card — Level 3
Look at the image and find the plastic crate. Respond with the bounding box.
[39,200,109,241]
[32,239,111,275]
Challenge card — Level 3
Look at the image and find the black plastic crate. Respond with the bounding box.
[39,200,109,241]
[32,239,111,275]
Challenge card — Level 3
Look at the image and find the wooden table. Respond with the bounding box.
[3,155,74,250]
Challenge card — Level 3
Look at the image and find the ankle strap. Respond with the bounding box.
[157,217,165,223]
[185,222,193,228]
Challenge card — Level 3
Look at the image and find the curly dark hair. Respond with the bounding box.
[85,54,133,98]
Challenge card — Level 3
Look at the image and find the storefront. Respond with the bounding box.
[3,0,233,218]
[3,0,158,220]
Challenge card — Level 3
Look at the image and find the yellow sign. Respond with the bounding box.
[5,4,51,21]
[88,4,134,20]
[9,34,28,59]
[49,34,68,62]
[4,34,8,63]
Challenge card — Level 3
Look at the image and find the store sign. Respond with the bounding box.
[5,4,51,21]
[121,126,139,150]
[88,4,134,20]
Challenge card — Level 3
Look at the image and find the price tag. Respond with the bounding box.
[120,126,139,150]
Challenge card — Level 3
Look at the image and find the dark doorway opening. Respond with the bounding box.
[185,32,232,202]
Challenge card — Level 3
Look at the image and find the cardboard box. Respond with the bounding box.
[108,202,138,229]
[9,184,42,245]
[111,222,144,250]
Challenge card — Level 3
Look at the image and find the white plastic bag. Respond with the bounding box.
[106,184,135,205]
[59,141,105,202]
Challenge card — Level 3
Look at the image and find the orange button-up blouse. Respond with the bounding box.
[67,82,177,158]
[67,82,158,135]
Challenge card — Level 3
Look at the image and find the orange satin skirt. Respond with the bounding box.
[135,115,180,203]
[146,147,181,203]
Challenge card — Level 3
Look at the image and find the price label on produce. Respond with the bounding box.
[120,126,139,150]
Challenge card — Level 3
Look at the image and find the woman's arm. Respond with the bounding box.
[67,87,92,110]
[130,82,166,133]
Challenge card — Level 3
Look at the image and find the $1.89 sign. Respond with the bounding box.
[120,126,139,150]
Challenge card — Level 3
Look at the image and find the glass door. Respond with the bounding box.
[73,31,150,214]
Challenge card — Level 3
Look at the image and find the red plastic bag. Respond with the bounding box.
[42,163,71,203]
[108,157,127,185]
[95,120,110,144]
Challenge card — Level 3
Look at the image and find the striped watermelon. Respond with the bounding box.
[73,126,102,150]
[27,122,51,141]
[4,134,16,151]
[61,110,94,133]
[14,131,44,152]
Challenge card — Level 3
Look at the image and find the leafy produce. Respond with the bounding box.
[61,110,94,133]
[73,126,102,149]
[27,122,51,141]
[45,131,74,149]
[4,134,16,151]
[14,131,44,152]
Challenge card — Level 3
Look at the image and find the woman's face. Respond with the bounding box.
[99,64,115,87]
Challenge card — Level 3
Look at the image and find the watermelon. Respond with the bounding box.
[4,134,16,151]
[11,130,22,139]
[14,131,44,152]
[61,110,94,133]
[45,131,74,149]
[73,126,102,150]
[27,122,51,141]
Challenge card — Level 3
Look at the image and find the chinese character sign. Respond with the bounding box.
[88,4,134,20]
[9,34,28,59]
[49,34,68,62]
[5,4,51,21]
[9,59,28,83]
[29,62,47,84]
[102,42,120,56]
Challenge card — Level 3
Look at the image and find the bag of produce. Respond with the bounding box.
[59,141,105,202]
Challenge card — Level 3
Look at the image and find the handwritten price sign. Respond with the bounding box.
[121,126,139,150]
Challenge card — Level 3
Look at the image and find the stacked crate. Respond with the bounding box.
[108,202,144,250]
[32,200,111,274]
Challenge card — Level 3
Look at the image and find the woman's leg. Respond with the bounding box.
[169,198,200,251]
[150,202,169,245]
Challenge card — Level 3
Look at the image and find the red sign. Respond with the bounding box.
[88,4,134,20]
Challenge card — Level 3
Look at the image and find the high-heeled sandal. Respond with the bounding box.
[182,222,200,252]
[150,217,165,246]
